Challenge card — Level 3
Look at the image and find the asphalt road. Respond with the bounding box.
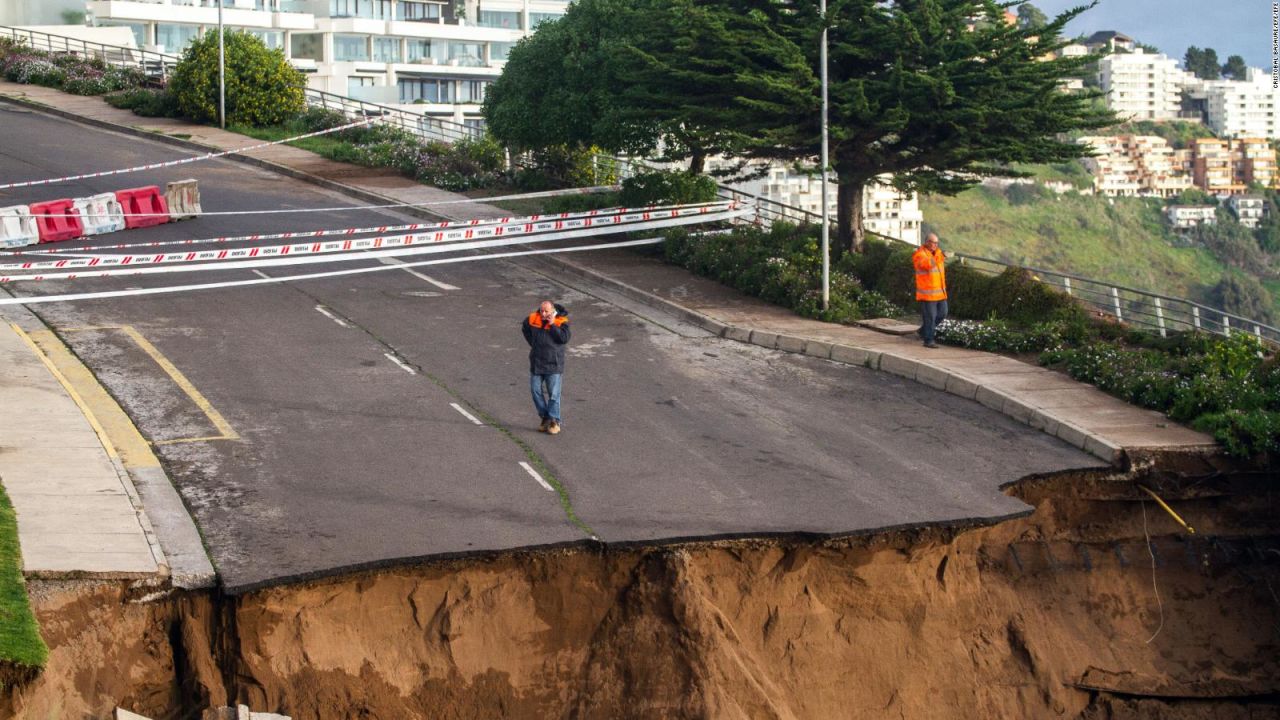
[0,106,1099,591]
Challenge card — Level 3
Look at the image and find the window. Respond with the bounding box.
[155,24,200,53]
[334,35,370,61]
[348,76,376,95]
[246,29,285,51]
[373,37,401,62]
[448,42,483,66]
[398,77,454,103]
[458,79,487,103]
[398,1,441,21]
[477,10,520,29]
[529,12,562,27]
[489,41,515,61]
[291,33,323,60]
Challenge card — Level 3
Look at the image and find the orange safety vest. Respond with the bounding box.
[526,311,568,330]
[912,245,947,302]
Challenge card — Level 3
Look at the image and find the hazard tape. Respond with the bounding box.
[11,199,721,258]
[0,116,378,191]
[0,203,734,279]
[0,235,667,306]
[0,207,746,283]
[12,184,623,221]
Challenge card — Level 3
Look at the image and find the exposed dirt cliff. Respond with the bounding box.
[5,464,1277,719]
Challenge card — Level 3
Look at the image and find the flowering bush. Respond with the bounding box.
[0,42,146,95]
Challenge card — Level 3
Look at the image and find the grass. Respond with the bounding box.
[228,123,355,158]
[0,484,47,670]
[922,186,1271,310]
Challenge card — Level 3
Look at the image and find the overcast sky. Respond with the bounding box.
[1026,0,1275,70]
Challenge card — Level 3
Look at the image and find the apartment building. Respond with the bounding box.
[86,0,568,125]
[1077,135,1194,197]
[1190,138,1252,195]
[1235,137,1279,188]
[1227,195,1268,228]
[721,163,923,245]
[1193,68,1280,139]
[1165,205,1216,229]
[1096,49,1190,121]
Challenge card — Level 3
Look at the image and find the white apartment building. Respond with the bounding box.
[85,0,568,125]
[729,165,922,245]
[1096,49,1189,121]
[1227,195,1267,228]
[1194,68,1280,139]
[1078,135,1142,196]
[1165,205,1216,229]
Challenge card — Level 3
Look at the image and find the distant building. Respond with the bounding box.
[86,0,569,128]
[1096,49,1189,121]
[1227,195,1268,228]
[720,163,923,245]
[1082,31,1135,54]
[1077,135,1191,197]
[1187,137,1277,194]
[1165,205,1217,229]
[0,0,81,25]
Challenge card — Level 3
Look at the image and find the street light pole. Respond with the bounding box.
[819,0,830,311]
[218,1,226,129]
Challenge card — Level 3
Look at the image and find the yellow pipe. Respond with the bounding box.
[1137,484,1196,535]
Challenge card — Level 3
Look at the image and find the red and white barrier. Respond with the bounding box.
[29,199,83,243]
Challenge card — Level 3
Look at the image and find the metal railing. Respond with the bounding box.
[708,185,1280,345]
[0,25,180,81]
[304,88,483,144]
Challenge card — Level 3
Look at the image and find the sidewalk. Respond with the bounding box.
[0,84,1218,489]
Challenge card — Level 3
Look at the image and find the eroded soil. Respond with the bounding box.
[4,462,1277,719]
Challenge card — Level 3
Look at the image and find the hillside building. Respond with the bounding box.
[1165,205,1216,229]
[1096,49,1190,121]
[1227,195,1268,228]
[85,0,569,127]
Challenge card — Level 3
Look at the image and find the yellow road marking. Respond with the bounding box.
[63,325,239,443]
[10,323,161,469]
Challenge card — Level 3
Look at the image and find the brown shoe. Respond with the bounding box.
[547,420,561,435]
[538,418,550,432]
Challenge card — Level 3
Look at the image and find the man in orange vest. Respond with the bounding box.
[521,299,571,434]
[913,233,948,349]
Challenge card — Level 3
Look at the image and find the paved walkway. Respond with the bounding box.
[0,81,1218,581]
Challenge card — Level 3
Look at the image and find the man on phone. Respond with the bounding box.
[521,300,571,434]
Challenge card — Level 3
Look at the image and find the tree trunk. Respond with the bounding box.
[687,149,706,175]
[836,180,866,254]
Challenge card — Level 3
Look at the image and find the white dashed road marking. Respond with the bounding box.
[518,461,554,492]
[251,270,271,279]
[384,352,416,374]
[450,402,484,425]
[377,256,460,290]
[314,305,349,327]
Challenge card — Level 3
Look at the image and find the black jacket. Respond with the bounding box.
[521,303,571,375]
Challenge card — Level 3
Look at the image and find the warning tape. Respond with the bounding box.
[12,199,718,258]
[0,206,745,283]
[0,235,667,307]
[0,203,733,278]
[12,184,623,220]
[0,116,377,191]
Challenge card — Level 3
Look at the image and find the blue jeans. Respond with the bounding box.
[530,373,562,422]
[919,299,949,344]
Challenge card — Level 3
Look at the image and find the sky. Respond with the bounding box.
[1026,0,1275,70]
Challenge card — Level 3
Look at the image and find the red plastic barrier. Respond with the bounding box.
[115,186,170,229]
[29,199,84,243]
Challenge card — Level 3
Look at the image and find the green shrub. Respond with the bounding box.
[517,145,614,188]
[620,171,718,207]
[169,30,305,126]
[663,223,906,325]
[104,87,180,117]
[1193,410,1280,458]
